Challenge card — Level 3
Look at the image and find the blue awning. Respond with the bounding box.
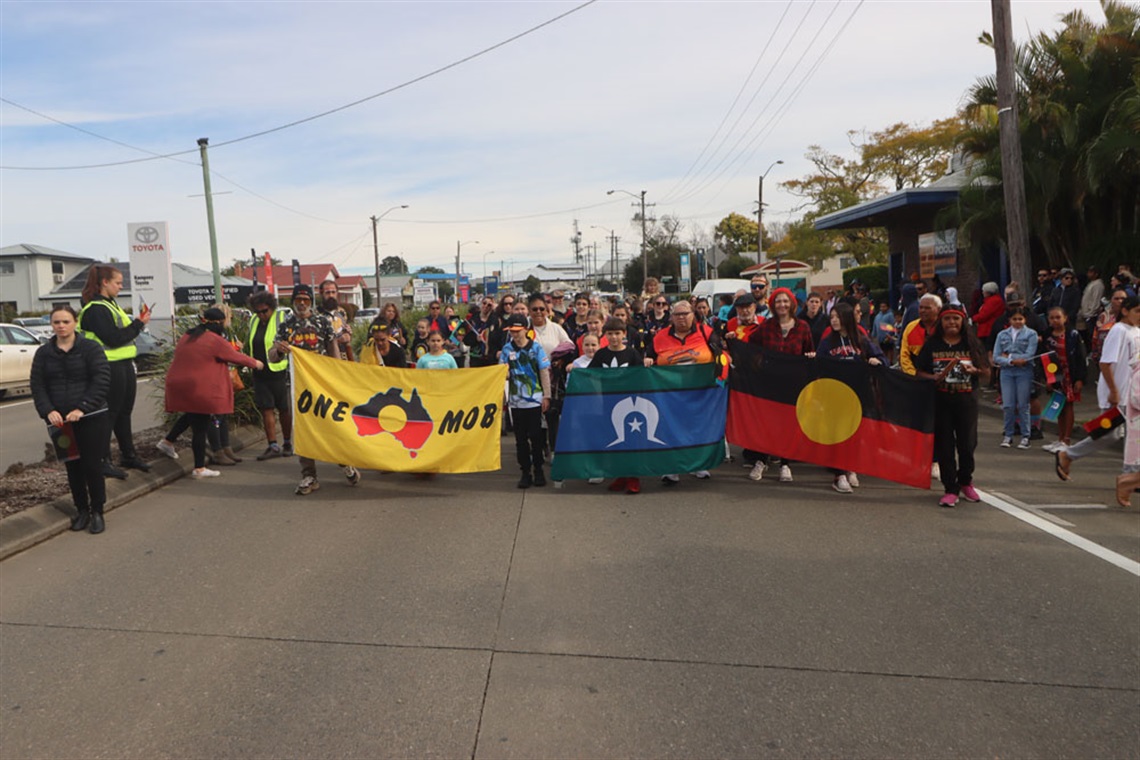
[813,188,960,230]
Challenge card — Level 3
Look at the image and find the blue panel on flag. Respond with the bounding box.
[557,387,727,453]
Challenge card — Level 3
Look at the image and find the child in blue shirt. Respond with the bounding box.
[499,314,551,489]
[416,331,458,370]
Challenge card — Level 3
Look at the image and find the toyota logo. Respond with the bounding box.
[135,226,160,244]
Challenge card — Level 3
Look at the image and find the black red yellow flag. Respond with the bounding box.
[727,344,935,489]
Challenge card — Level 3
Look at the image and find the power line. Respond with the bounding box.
[0,0,598,171]
[659,0,803,204]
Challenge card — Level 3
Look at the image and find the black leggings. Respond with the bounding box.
[934,391,978,495]
[167,414,229,452]
[65,414,110,513]
[106,360,138,459]
[512,407,545,472]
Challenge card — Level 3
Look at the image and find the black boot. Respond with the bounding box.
[533,466,547,487]
[103,461,128,480]
[69,508,90,532]
[89,506,105,534]
[517,471,532,489]
[120,456,151,472]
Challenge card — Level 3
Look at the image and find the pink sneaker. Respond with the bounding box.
[938,493,958,508]
[960,484,980,503]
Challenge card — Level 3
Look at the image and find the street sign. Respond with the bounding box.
[679,251,691,293]
[484,275,499,296]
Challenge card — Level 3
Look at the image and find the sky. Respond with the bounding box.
[0,0,1106,282]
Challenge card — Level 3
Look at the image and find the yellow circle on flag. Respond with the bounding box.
[795,378,862,445]
[1046,361,1058,373]
[378,405,408,433]
[1100,417,1112,429]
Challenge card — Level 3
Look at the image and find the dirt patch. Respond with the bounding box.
[0,426,171,520]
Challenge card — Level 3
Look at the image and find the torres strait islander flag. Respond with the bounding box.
[290,350,507,473]
[727,344,935,489]
[551,365,728,480]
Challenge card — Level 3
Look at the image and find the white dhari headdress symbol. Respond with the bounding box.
[607,396,667,448]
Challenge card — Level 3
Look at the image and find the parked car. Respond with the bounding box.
[12,316,53,341]
[690,278,754,306]
[354,307,380,325]
[134,331,168,374]
[0,323,47,398]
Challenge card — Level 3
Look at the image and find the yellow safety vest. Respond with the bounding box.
[247,310,288,373]
[78,299,138,362]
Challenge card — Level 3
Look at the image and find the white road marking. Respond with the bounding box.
[989,491,1076,527]
[978,488,1140,578]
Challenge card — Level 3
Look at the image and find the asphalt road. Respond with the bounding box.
[1,410,1137,758]
[0,376,164,472]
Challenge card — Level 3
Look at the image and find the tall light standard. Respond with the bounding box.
[371,204,408,304]
[758,160,783,265]
[456,240,479,303]
[607,189,649,288]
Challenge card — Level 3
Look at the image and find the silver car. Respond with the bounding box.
[0,323,46,398]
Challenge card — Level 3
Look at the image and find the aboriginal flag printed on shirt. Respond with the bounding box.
[276,313,335,355]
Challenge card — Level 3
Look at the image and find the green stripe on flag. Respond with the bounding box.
[564,364,717,396]
[551,442,724,480]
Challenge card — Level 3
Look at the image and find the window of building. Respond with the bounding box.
[0,261,14,275]
[52,261,65,275]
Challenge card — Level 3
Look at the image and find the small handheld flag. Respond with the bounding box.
[1041,390,1066,423]
[1082,407,1123,439]
[1040,352,1058,384]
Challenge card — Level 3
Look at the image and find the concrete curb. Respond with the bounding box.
[0,426,265,561]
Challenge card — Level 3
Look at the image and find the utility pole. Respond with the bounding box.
[371,205,408,306]
[758,159,783,265]
[639,191,649,286]
[991,0,1032,299]
[571,220,582,264]
[455,241,461,305]
[197,138,223,304]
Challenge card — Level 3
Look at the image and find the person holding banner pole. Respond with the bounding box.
[1040,306,1087,452]
[31,306,112,533]
[1056,296,1140,480]
[500,314,552,489]
[269,284,360,495]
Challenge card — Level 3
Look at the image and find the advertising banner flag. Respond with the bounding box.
[551,365,727,480]
[290,351,506,473]
[727,345,935,489]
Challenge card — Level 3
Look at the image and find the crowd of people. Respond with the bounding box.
[28,263,1139,533]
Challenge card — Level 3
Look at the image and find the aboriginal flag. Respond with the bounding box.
[1082,407,1123,439]
[727,344,935,489]
[551,364,727,480]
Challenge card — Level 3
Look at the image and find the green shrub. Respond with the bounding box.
[843,265,888,291]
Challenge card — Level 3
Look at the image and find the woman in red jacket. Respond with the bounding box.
[973,281,1005,347]
[165,308,262,478]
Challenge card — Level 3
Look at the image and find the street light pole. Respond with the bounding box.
[456,240,479,304]
[371,204,408,306]
[758,159,783,265]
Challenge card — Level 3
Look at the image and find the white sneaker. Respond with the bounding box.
[156,440,179,460]
[832,474,853,494]
[344,465,361,486]
[749,462,767,481]
[846,472,860,488]
[1000,437,1012,448]
[1041,441,1060,453]
[587,477,604,485]
[660,474,680,485]
[691,470,711,480]
[778,465,793,482]
[931,463,940,480]
[1017,437,1031,450]
[191,467,219,479]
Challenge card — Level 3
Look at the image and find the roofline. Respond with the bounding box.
[813,187,960,230]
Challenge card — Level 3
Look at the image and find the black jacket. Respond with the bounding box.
[79,296,143,348]
[1050,284,1081,322]
[30,335,111,420]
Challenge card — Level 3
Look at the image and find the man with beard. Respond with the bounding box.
[270,284,359,495]
[318,279,353,361]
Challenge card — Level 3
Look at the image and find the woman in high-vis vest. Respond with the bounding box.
[78,264,151,479]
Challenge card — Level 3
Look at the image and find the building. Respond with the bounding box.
[231,263,366,307]
[507,263,586,293]
[0,244,96,316]
[49,262,255,312]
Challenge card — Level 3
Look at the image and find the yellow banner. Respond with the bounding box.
[291,351,506,473]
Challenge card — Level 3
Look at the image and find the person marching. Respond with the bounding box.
[318,280,354,361]
[747,287,815,483]
[816,302,884,494]
[268,284,360,495]
[915,305,992,507]
[30,306,111,534]
[416,331,459,369]
[243,291,293,460]
[500,314,552,489]
[1040,306,1087,452]
[77,264,151,479]
[993,306,1039,450]
[590,316,645,494]
[360,317,408,368]
[164,308,263,480]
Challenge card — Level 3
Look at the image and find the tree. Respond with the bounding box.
[523,275,542,294]
[716,255,753,279]
[713,212,759,257]
[856,118,964,191]
[361,288,373,308]
[955,0,1140,271]
[415,266,444,275]
[379,255,408,275]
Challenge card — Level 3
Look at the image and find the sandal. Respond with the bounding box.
[1054,451,1071,482]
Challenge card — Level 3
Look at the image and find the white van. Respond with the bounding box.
[690,278,753,306]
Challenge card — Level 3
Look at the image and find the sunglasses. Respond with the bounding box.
[530,306,546,312]
[752,284,767,289]
[293,298,311,304]
[654,301,667,306]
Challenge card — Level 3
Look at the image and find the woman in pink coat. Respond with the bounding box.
[165,308,262,479]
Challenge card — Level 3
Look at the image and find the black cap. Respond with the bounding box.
[734,293,757,308]
[202,307,226,322]
[292,284,314,301]
[504,314,529,330]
